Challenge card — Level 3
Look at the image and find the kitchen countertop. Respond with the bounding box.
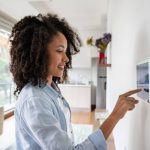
[58,84,91,87]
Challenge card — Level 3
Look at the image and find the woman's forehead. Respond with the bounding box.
[48,32,68,48]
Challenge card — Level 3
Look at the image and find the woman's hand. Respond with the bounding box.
[100,89,141,140]
[110,89,141,120]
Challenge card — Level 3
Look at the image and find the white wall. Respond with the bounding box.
[107,0,150,150]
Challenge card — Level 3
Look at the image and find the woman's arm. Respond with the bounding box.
[100,89,141,140]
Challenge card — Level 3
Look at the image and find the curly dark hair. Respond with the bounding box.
[9,13,81,95]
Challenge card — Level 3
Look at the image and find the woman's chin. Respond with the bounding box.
[55,73,63,78]
[49,71,64,78]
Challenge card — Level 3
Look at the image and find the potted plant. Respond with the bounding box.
[86,33,112,64]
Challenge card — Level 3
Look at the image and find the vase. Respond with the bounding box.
[99,52,106,64]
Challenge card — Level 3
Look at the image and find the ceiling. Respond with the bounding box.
[0,0,108,31]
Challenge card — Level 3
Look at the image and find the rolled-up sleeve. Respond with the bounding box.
[88,129,107,150]
[20,97,106,150]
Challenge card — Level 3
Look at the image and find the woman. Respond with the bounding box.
[10,13,141,150]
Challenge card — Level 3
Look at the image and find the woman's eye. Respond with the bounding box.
[56,49,63,52]
[56,49,67,53]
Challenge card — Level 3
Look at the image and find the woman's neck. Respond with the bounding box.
[47,76,53,86]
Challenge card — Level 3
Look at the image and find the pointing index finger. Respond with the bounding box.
[121,89,142,97]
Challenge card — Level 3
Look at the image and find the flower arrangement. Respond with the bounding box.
[86,33,112,64]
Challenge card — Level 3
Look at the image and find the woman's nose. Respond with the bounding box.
[63,53,69,63]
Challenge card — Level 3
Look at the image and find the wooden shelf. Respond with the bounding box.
[99,63,111,67]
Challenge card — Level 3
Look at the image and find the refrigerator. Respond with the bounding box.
[96,66,106,109]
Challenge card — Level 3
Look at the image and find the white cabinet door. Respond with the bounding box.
[59,85,91,111]
[72,47,91,68]
[91,47,99,58]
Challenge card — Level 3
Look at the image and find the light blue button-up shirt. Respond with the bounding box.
[15,83,107,150]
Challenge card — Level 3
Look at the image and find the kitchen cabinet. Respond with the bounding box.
[72,47,91,68]
[59,84,91,111]
[91,47,99,58]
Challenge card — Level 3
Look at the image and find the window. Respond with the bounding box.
[0,28,16,112]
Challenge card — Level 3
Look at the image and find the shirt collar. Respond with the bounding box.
[41,83,61,101]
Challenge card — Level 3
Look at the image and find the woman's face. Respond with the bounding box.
[47,32,69,78]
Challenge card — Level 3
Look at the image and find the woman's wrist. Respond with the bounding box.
[100,113,120,140]
[109,112,121,123]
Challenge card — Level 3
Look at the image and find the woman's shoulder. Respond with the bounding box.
[16,83,49,106]
[21,83,44,97]
[15,83,55,113]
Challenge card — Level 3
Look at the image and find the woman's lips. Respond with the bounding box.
[58,65,65,70]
